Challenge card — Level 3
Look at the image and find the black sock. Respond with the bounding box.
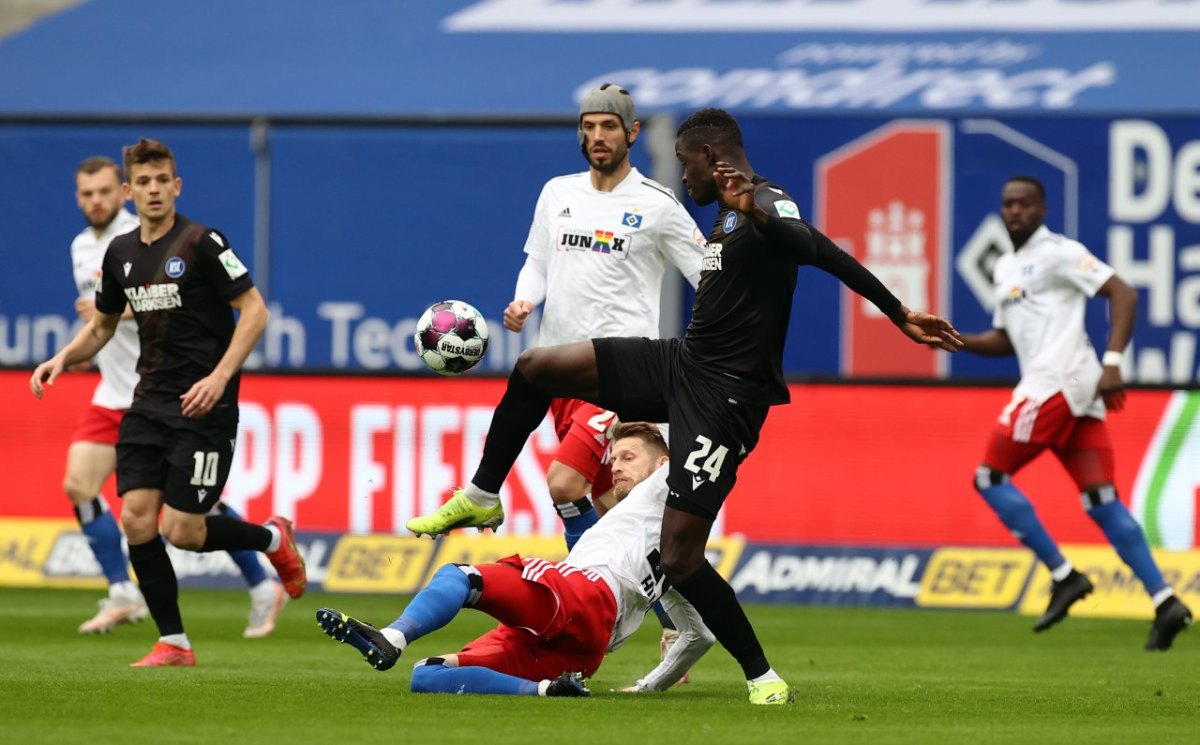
[128,538,182,636]
[201,514,272,552]
[471,366,552,493]
[674,561,769,679]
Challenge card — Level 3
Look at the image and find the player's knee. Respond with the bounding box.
[409,658,449,694]
[161,522,204,551]
[546,473,586,505]
[61,473,91,505]
[973,465,1009,494]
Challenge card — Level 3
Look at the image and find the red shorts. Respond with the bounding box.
[70,405,125,446]
[456,555,617,681]
[548,398,616,495]
[984,392,1114,489]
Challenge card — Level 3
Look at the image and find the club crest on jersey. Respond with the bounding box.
[621,212,643,229]
[556,227,629,258]
[702,242,723,271]
[723,212,738,233]
[165,256,186,279]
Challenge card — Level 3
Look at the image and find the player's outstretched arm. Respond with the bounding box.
[957,328,1015,357]
[619,591,715,693]
[30,312,120,398]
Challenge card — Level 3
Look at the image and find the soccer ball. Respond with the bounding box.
[414,300,490,376]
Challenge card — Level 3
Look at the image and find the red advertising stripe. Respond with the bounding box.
[0,372,1169,545]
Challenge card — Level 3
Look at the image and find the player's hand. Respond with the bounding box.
[713,162,757,214]
[74,297,97,322]
[1097,366,1126,412]
[30,356,66,398]
[504,300,534,332]
[898,309,964,352]
[180,374,228,418]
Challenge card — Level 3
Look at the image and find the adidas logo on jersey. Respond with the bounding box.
[558,207,571,218]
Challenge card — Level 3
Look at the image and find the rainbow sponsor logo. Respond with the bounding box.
[323,535,437,593]
[916,548,1034,608]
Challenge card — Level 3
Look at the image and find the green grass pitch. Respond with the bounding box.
[0,587,1195,745]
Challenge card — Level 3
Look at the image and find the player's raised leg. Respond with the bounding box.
[407,342,602,536]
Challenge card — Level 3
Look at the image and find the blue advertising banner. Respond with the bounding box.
[2,1,1198,117]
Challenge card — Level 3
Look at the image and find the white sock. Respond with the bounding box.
[250,579,276,600]
[537,679,551,696]
[265,525,282,553]
[750,668,782,685]
[1152,587,1175,608]
[160,633,191,650]
[110,581,140,600]
[462,483,499,508]
[1050,562,1074,582]
[381,627,408,651]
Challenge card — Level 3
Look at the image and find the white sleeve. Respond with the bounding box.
[1057,240,1114,297]
[522,184,553,261]
[513,254,547,306]
[630,589,715,692]
[659,202,706,290]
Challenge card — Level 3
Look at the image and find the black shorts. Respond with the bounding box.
[593,337,769,520]
[116,408,238,514]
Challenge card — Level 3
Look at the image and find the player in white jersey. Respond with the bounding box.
[957,176,1191,650]
[408,84,705,550]
[64,157,287,638]
[317,422,727,698]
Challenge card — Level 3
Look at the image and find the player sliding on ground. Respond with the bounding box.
[316,423,715,697]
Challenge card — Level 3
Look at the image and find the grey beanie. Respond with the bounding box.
[579,83,637,133]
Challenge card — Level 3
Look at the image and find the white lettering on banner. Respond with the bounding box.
[0,314,75,364]
[348,404,559,535]
[730,550,922,597]
[1107,120,1200,383]
[226,401,322,518]
[1110,121,1200,223]
[582,62,1114,112]
[444,0,1200,32]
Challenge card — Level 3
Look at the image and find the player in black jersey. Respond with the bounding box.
[30,138,307,667]
[411,109,963,704]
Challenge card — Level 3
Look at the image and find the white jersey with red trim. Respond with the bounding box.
[70,209,140,409]
[990,225,1114,418]
[522,167,705,347]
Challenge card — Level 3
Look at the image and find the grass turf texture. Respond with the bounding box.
[0,587,1195,745]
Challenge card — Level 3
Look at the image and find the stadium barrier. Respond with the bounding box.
[3,370,1197,619]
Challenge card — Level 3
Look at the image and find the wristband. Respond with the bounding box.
[1101,350,1124,367]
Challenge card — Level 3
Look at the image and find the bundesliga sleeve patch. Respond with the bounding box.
[774,200,800,219]
[218,249,248,280]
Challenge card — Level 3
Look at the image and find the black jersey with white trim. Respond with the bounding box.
[682,177,903,406]
[95,215,254,415]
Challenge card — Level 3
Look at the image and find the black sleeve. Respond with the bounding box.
[195,228,255,301]
[809,224,906,325]
[752,186,816,264]
[94,245,127,316]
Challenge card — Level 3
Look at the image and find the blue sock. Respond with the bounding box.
[557,498,599,551]
[216,503,268,587]
[652,602,676,631]
[974,470,1066,571]
[1087,500,1167,595]
[388,564,471,643]
[411,661,539,696]
[76,497,130,584]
